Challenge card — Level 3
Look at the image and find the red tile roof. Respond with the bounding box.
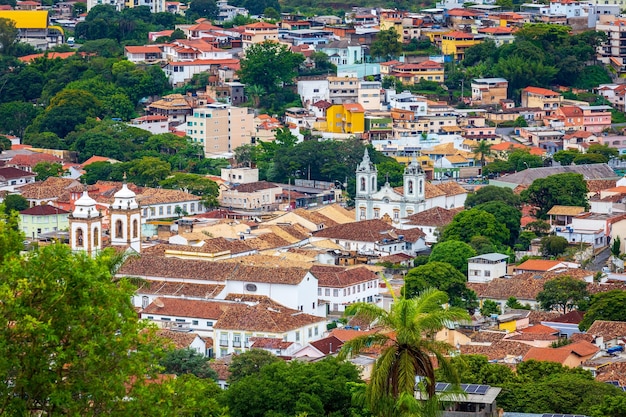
[141,297,229,319]
[311,265,378,288]
[514,259,563,272]
[9,153,62,167]
[214,302,325,333]
[586,320,626,340]
[309,335,343,354]
[523,86,561,97]
[520,324,558,334]
[0,166,36,180]
[20,205,69,216]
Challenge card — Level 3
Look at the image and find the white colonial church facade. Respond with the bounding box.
[355,150,427,222]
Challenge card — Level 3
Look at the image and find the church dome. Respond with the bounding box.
[112,183,139,210]
[72,190,100,218]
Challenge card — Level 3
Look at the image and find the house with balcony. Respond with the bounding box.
[0,167,36,192]
[477,26,515,46]
[385,60,445,85]
[441,31,481,61]
[328,76,359,105]
[580,105,612,133]
[387,90,429,116]
[220,181,283,211]
[124,45,164,63]
[553,212,626,249]
[283,29,334,46]
[521,87,562,116]
[241,22,278,49]
[596,84,626,111]
[213,301,327,358]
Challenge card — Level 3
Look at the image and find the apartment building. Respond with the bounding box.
[184,103,254,158]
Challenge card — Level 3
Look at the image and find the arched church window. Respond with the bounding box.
[133,219,138,238]
[93,228,99,247]
[418,180,423,194]
[371,177,375,190]
[76,228,84,247]
[360,177,365,191]
[408,180,413,194]
[115,220,123,239]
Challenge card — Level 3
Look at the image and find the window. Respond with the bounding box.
[318,288,322,296]
[142,296,149,308]
[192,320,199,325]
[308,328,312,337]
[93,227,99,247]
[76,228,84,247]
[159,206,164,215]
[233,334,241,347]
[484,271,491,277]
[167,206,172,215]
[133,219,138,238]
[295,331,300,341]
[325,288,330,296]
[245,283,257,292]
[206,321,213,326]
[333,289,339,297]
[314,326,318,336]
[219,333,228,346]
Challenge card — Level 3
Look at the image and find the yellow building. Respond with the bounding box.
[326,103,365,134]
[379,16,403,42]
[0,10,63,49]
[241,22,279,50]
[520,86,563,116]
[441,31,481,61]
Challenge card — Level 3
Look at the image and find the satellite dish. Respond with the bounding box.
[154,298,164,308]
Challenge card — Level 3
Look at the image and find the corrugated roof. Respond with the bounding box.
[0,10,48,29]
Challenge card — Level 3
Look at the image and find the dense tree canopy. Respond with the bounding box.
[465,185,522,209]
[224,357,362,417]
[227,348,281,383]
[440,209,510,249]
[428,241,476,274]
[238,41,304,94]
[536,276,589,315]
[521,173,588,219]
[579,290,626,331]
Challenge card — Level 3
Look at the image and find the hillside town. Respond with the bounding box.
[3,0,626,415]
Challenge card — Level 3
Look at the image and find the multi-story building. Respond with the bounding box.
[319,40,363,66]
[520,87,562,116]
[477,27,515,46]
[471,78,508,105]
[580,105,612,133]
[184,103,254,158]
[596,16,626,70]
[124,0,165,13]
[241,22,279,50]
[19,205,70,240]
[358,80,382,111]
[0,10,63,49]
[382,60,445,85]
[441,31,481,61]
[325,103,365,135]
[328,76,359,104]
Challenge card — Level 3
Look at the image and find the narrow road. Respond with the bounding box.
[586,246,611,272]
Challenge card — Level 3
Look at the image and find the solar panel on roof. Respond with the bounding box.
[435,383,450,392]
[606,381,620,386]
[475,385,489,395]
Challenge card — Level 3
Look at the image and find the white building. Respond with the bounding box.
[110,180,142,253]
[354,150,426,222]
[549,0,588,18]
[69,189,103,257]
[141,297,227,338]
[213,302,327,358]
[319,40,363,66]
[467,253,508,283]
[311,265,380,313]
[358,79,382,111]
[86,0,124,11]
[298,79,330,110]
[387,90,428,116]
[138,188,203,222]
[220,167,259,184]
[127,115,170,135]
[0,167,36,192]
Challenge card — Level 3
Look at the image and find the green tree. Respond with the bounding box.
[465,185,521,209]
[429,240,476,274]
[573,153,609,165]
[370,27,402,60]
[3,194,28,213]
[438,355,516,386]
[33,89,103,138]
[540,235,569,257]
[612,236,621,257]
[159,348,218,379]
[83,161,117,184]
[228,348,281,383]
[553,149,579,166]
[579,290,626,331]
[0,135,9,151]
[587,143,618,161]
[526,220,551,235]
[0,17,18,55]
[506,296,529,310]
[127,156,171,187]
[245,84,266,108]
[521,173,588,219]
[72,2,87,17]
[440,209,510,248]
[473,140,492,169]
[474,201,522,246]
[0,101,40,138]
[0,205,23,263]
[225,356,362,417]
[404,261,469,302]
[159,173,218,198]
[516,230,537,251]
[118,374,226,417]
[537,275,589,315]
[33,161,65,181]
[480,300,500,317]
[238,41,304,94]
[0,243,163,415]
[339,288,470,417]
[513,116,528,127]
[263,6,280,19]
[590,395,626,417]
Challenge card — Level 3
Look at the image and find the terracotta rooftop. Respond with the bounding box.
[291,208,339,228]
[467,268,591,301]
[459,340,533,361]
[141,297,229,319]
[523,340,599,364]
[329,327,378,342]
[9,152,62,167]
[244,233,291,250]
[546,205,586,216]
[311,265,378,288]
[230,181,280,193]
[135,280,225,299]
[404,206,461,227]
[249,337,294,350]
[0,167,36,180]
[514,259,564,272]
[546,310,585,324]
[214,302,325,333]
[309,335,344,355]
[595,362,626,386]
[523,86,561,97]
[586,320,626,341]
[209,360,231,381]
[17,177,80,200]
[156,329,202,350]
[19,205,69,216]
[519,324,559,334]
[313,219,393,241]
[466,330,508,343]
[137,188,201,205]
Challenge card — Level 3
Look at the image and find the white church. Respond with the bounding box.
[354,149,468,222]
[68,181,142,256]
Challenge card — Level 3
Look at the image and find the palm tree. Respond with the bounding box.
[473,140,493,169]
[246,84,265,108]
[339,287,470,417]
